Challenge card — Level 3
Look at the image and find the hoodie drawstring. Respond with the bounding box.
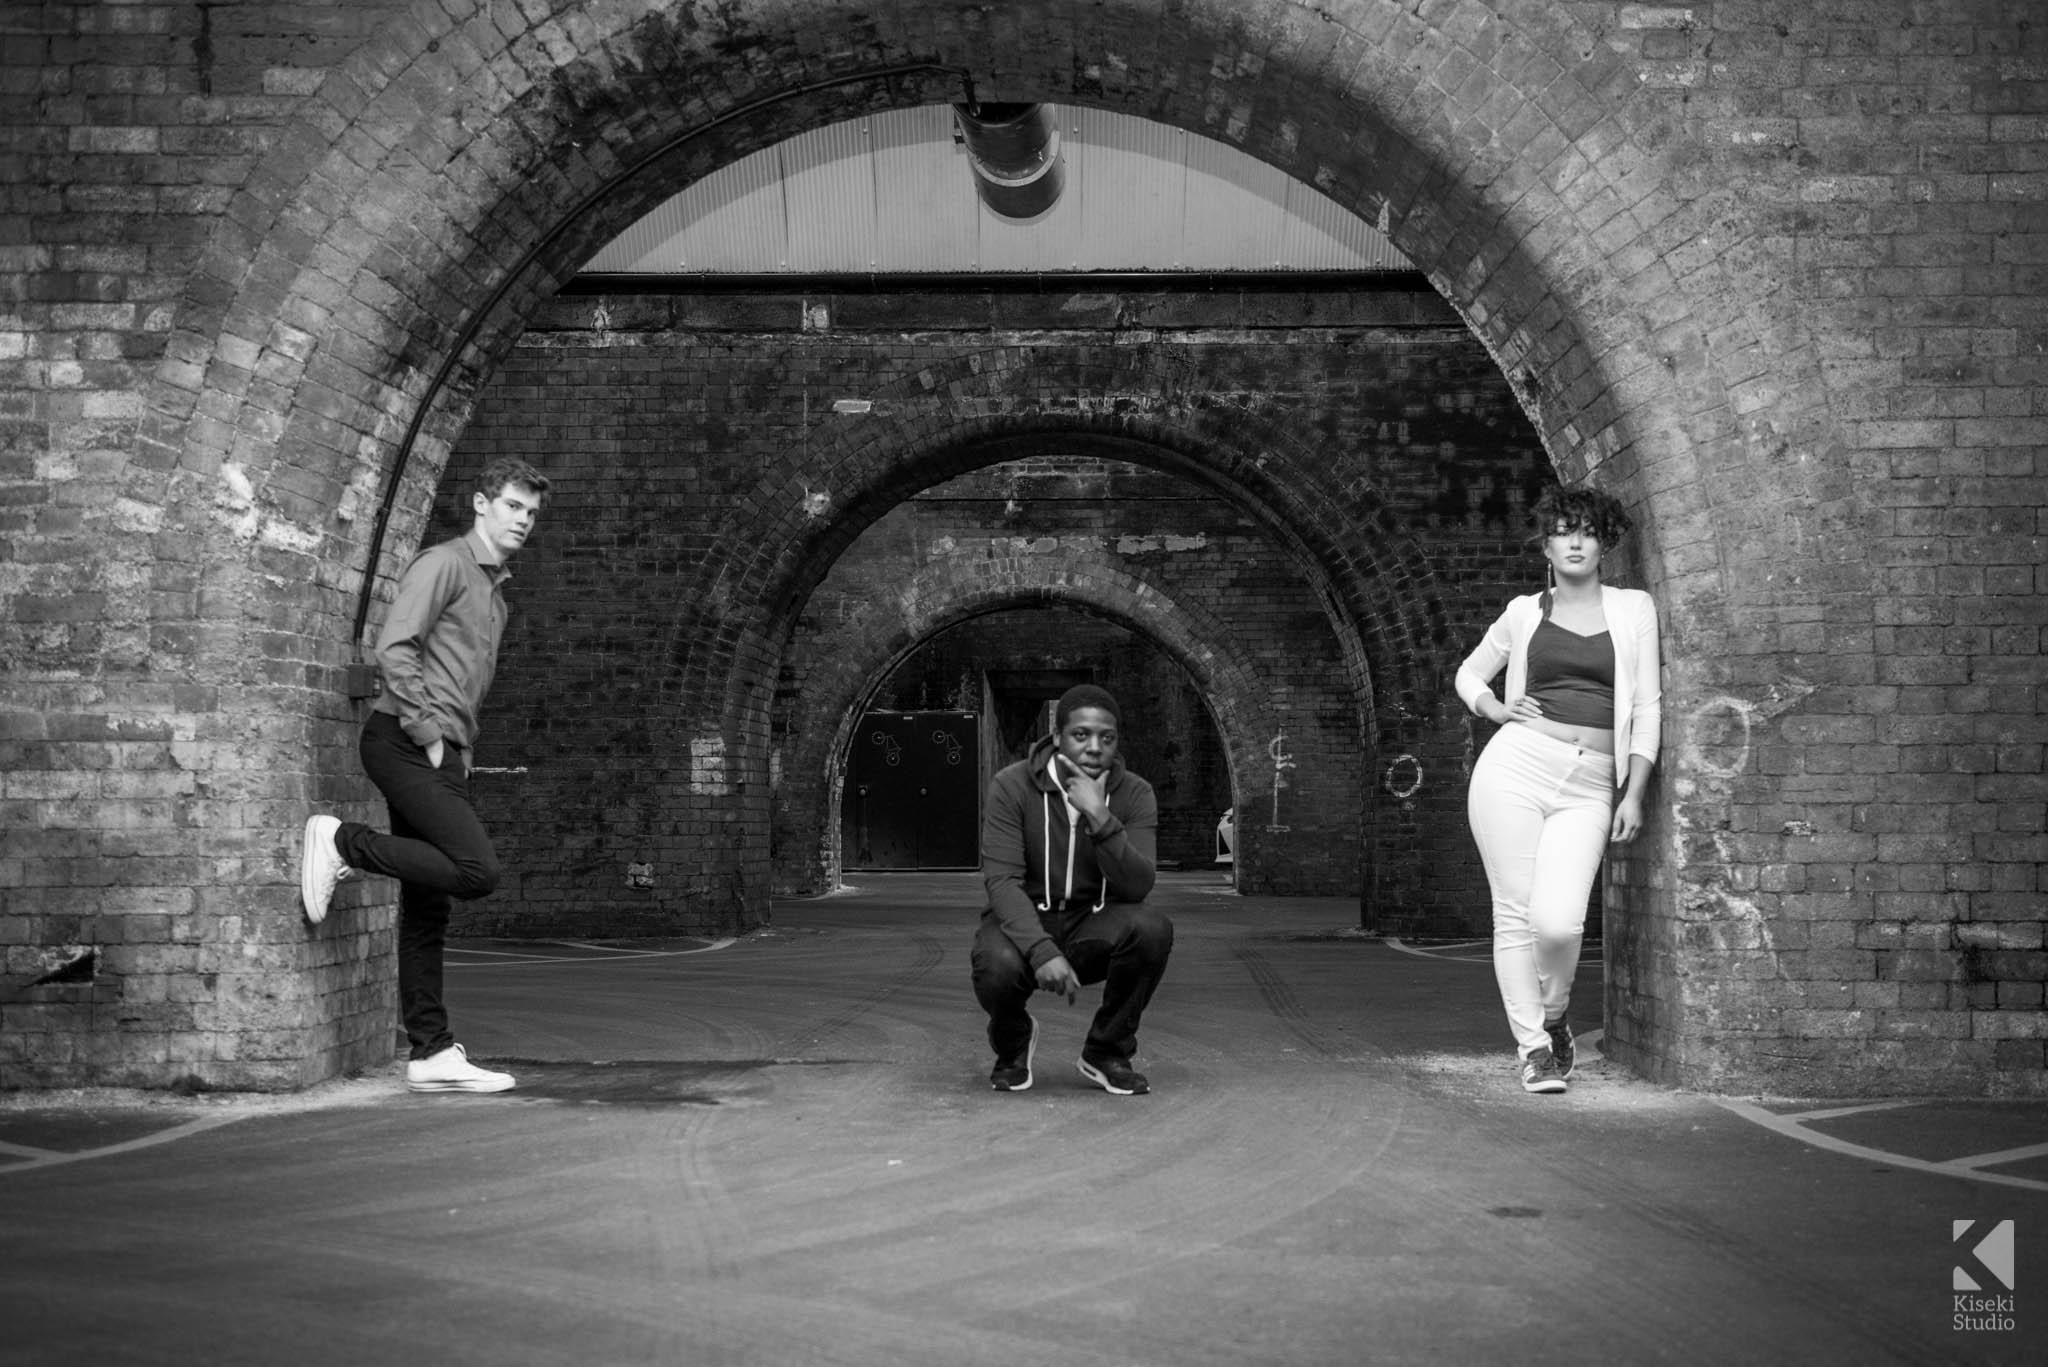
[1036,763,1109,915]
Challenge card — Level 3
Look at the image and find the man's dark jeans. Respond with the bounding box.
[971,900,1174,1065]
[336,711,501,1060]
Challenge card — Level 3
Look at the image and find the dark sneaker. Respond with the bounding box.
[1077,1055,1150,1096]
[1520,1047,1568,1094]
[299,814,355,924]
[1545,1017,1575,1079]
[990,1013,1038,1091]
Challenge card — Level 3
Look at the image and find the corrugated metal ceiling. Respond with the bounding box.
[582,104,1409,275]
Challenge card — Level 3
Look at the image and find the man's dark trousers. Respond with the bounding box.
[971,900,1174,1064]
[335,711,501,1060]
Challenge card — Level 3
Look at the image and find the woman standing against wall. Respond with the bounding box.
[1456,486,1662,1094]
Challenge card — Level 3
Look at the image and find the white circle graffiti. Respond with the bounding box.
[1384,753,1423,799]
[1688,696,1756,779]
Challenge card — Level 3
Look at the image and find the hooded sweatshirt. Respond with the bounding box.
[981,732,1159,970]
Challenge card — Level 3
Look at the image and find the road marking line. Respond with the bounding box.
[1384,937,1490,962]
[0,1113,246,1177]
[0,1138,57,1160]
[448,937,739,967]
[1952,1140,2048,1170]
[1712,1098,2048,1193]
[1777,1101,1917,1122]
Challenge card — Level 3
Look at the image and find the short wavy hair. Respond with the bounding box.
[1531,484,1631,546]
[474,456,551,506]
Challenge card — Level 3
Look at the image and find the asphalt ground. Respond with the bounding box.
[2,872,2043,1366]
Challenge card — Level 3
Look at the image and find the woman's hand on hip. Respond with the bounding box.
[1498,696,1544,726]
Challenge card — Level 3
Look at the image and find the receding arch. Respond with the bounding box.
[658,373,1448,697]
[774,547,1301,894]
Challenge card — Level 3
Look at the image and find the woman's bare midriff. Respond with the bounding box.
[1520,716,1616,755]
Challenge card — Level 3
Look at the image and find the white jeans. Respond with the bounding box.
[1466,724,1615,1059]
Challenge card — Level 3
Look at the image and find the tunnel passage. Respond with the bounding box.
[772,453,1359,900]
[830,609,1240,882]
[10,0,2040,1099]
[443,281,1540,944]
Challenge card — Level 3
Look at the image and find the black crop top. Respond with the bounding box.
[1526,618,1615,728]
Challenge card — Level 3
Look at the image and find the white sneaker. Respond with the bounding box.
[407,1043,515,1094]
[299,814,355,924]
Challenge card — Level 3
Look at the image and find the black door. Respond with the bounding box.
[844,711,980,870]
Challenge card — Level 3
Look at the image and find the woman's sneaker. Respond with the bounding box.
[1520,1048,1568,1094]
[1544,1017,1576,1079]
[407,1043,515,1094]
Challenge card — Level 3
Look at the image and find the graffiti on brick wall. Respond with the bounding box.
[1383,753,1423,801]
[1684,680,1815,779]
[1687,696,1757,779]
[1667,681,1816,968]
[1267,732,1294,832]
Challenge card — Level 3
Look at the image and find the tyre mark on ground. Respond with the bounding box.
[778,930,947,1055]
[1229,944,1353,1059]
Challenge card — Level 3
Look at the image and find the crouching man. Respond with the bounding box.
[972,685,1174,1095]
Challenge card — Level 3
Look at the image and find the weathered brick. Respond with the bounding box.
[1,0,2041,1100]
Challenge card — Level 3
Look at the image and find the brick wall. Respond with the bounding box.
[846,600,1239,873]
[778,457,1351,891]
[2,0,2041,1094]
[444,284,1537,935]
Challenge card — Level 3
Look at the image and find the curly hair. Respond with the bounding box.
[1531,484,1631,546]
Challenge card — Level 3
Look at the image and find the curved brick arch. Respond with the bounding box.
[125,0,1805,811]
[773,544,1298,894]
[657,342,1453,727]
[125,0,1814,645]
[17,0,1878,1090]
[637,364,1442,918]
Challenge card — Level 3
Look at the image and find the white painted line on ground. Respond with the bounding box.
[1384,937,1491,962]
[556,940,674,956]
[1712,1098,2048,1193]
[1777,1100,1917,1122]
[443,946,565,958]
[448,937,739,967]
[1952,1140,2048,1170]
[0,1113,246,1177]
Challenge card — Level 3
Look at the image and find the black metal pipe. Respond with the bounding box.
[952,102,1064,219]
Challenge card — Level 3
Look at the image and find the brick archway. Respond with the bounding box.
[125,0,1788,695]
[632,387,1446,922]
[774,547,1305,897]
[12,0,1875,1090]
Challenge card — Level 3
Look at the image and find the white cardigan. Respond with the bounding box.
[1454,585,1663,768]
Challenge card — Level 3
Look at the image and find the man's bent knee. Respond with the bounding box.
[1130,906,1174,957]
[452,857,500,900]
